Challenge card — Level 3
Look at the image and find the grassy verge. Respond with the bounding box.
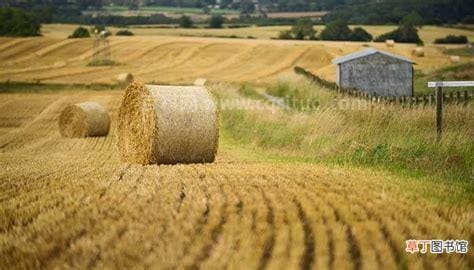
[0,82,122,93]
[414,62,474,94]
[212,78,474,185]
[219,133,473,205]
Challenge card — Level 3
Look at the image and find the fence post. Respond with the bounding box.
[436,86,443,140]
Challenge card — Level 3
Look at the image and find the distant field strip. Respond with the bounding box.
[0,90,472,269]
[0,36,464,84]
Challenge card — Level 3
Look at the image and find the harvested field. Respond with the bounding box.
[0,88,472,269]
[0,35,469,85]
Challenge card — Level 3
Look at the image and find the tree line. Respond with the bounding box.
[1,0,473,24]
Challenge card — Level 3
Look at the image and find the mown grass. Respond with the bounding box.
[213,78,474,185]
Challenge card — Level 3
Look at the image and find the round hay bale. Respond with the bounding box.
[412,47,424,57]
[59,102,110,138]
[117,82,219,165]
[117,73,134,85]
[450,55,460,63]
[194,78,207,86]
[386,40,395,47]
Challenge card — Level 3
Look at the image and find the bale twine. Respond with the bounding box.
[450,55,460,63]
[59,102,110,138]
[412,47,424,57]
[386,40,395,47]
[117,82,219,165]
[194,78,207,86]
[117,73,134,85]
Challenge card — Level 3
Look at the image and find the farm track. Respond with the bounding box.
[0,91,472,269]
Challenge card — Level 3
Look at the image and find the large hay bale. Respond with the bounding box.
[412,47,424,57]
[117,82,219,165]
[386,40,395,47]
[59,102,110,138]
[450,55,460,63]
[117,73,134,85]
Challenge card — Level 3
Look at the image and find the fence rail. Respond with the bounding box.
[294,66,473,105]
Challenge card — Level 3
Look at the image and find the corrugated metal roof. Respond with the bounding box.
[332,48,414,65]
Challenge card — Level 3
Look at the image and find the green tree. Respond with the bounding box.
[374,26,422,44]
[434,35,468,44]
[68,26,90,38]
[209,15,224,29]
[116,30,134,36]
[291,18,316,40]
[0,8,41,37]
[179,15,193,28]
[349,27,372,41]
[374,13,423,44]
[401,11,423,28]
[320,19,351,41]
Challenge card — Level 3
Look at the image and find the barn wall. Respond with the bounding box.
[339,53,412,96]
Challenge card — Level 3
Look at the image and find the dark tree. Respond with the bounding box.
[209,15,224,28]
[0,8,41,37]
[349,27,372,41]
[320,19,351,41]
[179,15,193,28]
[291,18,316,40]
[116,29,134,36]
[68,26,90,38]
[434,35,468,44]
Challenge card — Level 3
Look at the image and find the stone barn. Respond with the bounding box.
[332,48,414,96]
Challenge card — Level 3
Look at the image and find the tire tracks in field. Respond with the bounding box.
[172,45,257,82]
[187,180,228,269]
[0,132,114,237]
[293,198,316,270]
[256,47,313,80]
[135,43,215,78]
[291,172,439,270]
[257,189,276,270]
[288,174,363,270]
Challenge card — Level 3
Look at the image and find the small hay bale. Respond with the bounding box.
[117,73,134,85]
[386,40,395,47]
[117,82,219,165]
[412,47,424,57]
[450,55,460,63]
[194,78,207,86]
[59,102,110,138]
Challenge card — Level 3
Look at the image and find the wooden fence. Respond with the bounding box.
[294,66,473,105]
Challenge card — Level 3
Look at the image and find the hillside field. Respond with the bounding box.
[1,25,472,88]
